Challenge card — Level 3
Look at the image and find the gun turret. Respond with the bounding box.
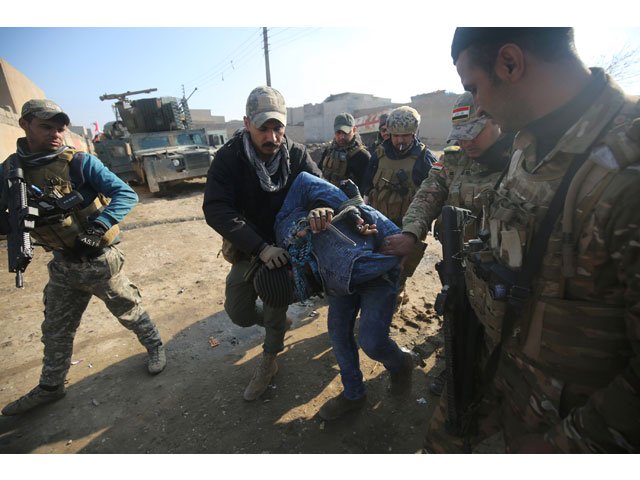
[99,88,158,102]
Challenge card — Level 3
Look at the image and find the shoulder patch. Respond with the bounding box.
[431,162,444,171]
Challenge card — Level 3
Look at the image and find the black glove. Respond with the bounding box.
[76,222,108,251]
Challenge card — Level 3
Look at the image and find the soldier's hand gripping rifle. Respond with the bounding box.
[434,205,481,439]
[5,158,38,288]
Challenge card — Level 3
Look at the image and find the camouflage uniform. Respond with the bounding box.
[431,70,640,452]
[1,113,163,396]
[406,93,512,452]
[42,246,161,386]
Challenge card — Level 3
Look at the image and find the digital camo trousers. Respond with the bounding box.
[39,246,162,386]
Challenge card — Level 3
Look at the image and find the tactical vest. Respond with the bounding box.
[322,142,368,186]
[369,143,425,226]
[435,146,507,242]
[464,94,640,398]
[5,151,119,251]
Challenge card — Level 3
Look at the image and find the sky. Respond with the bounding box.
[1,2,639,133]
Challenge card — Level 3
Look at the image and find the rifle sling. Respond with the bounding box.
[479,151,591,391]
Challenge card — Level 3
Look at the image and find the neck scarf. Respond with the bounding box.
[16,137,69,168]
[242,129,290,193]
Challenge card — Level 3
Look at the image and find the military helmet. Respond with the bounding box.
[386,106,420,135]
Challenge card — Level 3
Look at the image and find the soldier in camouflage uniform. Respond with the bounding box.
[426,27,640,453]
[0,100,166,416]
[381,92,513,404]
[319,113,371,190]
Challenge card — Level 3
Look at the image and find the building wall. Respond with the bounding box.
[0,59,46,115]
[303,93,392,143]
[411,90,459,150]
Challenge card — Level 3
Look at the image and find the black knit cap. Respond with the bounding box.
[451,27,573,63]
[253,264,295,308]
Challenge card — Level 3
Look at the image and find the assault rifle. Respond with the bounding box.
[5,158,38,288]
[434,205,482,440]
[28,185,84,226]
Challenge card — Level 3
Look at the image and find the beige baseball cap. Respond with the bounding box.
[245,86,287,128]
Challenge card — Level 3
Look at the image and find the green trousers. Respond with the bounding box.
[224,260,288,354]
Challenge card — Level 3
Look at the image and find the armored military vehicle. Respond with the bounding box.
[95,89,217,193]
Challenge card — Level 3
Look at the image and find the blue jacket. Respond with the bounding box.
[275,172,400,297]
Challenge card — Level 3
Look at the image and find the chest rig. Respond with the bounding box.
[322,142,367,186]
[464,92,640,399]
[5,151,119,251]
[369,143,425,226]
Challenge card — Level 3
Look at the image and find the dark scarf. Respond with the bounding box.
[328,133,364,156]
[16,137,70,168]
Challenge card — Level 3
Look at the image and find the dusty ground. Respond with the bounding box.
[0,177,500,454]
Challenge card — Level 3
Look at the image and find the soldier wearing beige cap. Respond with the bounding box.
[203,86,321,402]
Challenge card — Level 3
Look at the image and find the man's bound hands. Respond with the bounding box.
[308,207,334,233]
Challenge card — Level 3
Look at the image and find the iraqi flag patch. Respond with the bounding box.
[452,106,470,121]
[431,162,444,171]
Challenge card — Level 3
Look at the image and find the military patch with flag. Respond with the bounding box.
[452,106,471,122]
[431,161,444,171]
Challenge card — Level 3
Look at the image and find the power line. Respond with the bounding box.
[182,28,263,90]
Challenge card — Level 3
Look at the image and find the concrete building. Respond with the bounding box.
[1,58,94,160]
[303,92,393,143]
[411,90,459,149]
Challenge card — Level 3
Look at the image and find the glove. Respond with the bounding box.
[76,222,108,251]
[259,244,290,270]
[307,207,334,233]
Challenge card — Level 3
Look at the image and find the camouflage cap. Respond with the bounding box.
[386,106,420,135]
[245,86,286,128]
[379,113,389,128]
[20,99,70,125]
[447,92,487,141]
[334,113,355,134]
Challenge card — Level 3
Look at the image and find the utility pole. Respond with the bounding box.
[263,27,271,86]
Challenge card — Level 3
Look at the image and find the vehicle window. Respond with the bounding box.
[139,136,170,149]
[176,133,207,146]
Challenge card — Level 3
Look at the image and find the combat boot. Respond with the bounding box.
[318,392,366,421]
[243,352,278,401]
[147,344,167,375]
[389,351,415,396]
[1,385,66,416]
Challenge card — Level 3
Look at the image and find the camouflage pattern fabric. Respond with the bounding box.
[402,146,505,242]
[39,246,161,386]
[446,73,640,453]
[386,106,421,135]
[245,86,287,128]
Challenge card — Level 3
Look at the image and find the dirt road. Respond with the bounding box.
[0,179,496,454]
